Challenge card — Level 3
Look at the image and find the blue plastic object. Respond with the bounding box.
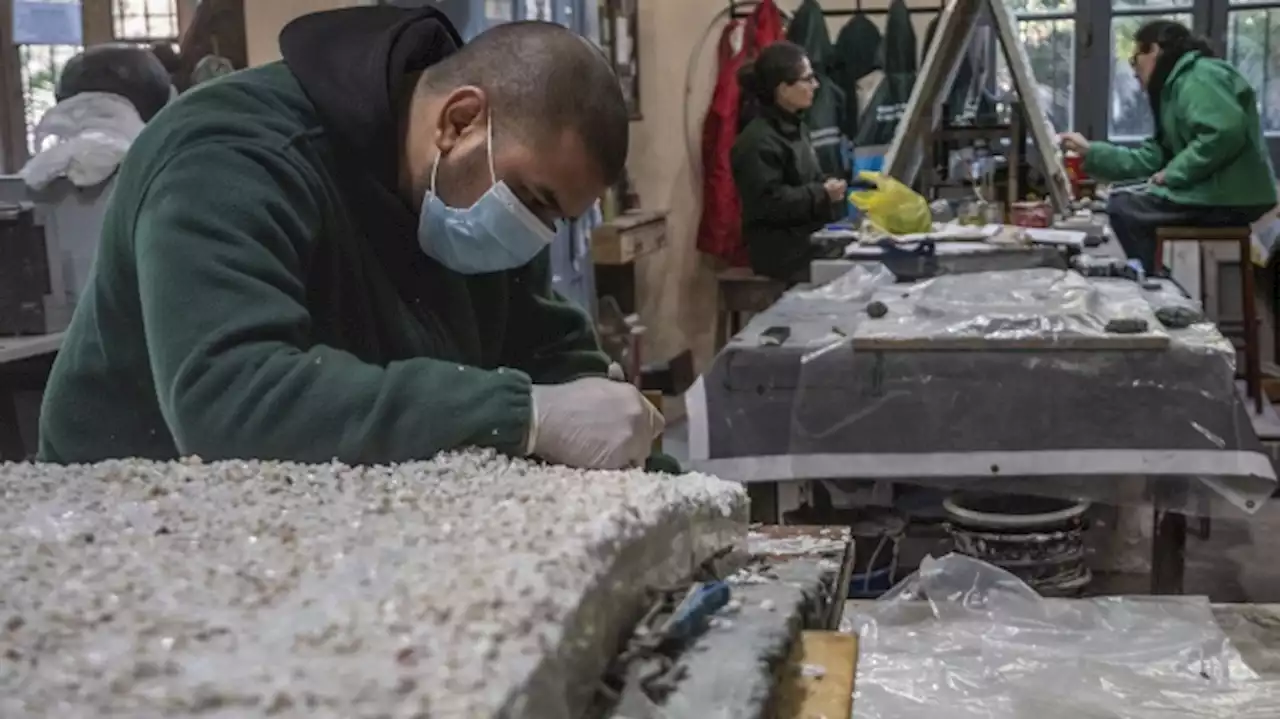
[664,581,731,644]
[853,154,885,175]
[848,567,895,598]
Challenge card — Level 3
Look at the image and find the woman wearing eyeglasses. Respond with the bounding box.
[731,41,848,283]
[1059,19,1276,274]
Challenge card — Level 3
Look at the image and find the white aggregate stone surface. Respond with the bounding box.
[0,451,747,718]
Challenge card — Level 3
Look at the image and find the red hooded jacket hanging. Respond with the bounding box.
[696,0,784,267]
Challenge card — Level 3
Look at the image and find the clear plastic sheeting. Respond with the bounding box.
[854,268,1173,347]
[683,263,1276,516]
[843,554,1280,718]
[792,262,897,304]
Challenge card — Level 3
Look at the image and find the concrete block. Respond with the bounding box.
[0,451,747,718]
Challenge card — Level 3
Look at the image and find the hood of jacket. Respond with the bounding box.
[787,0,833,71]
[836,13,884,82]
[277,6,473,337]
[279,5,463,191]
[883,0,917,76]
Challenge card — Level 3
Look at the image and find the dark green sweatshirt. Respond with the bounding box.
[38,59,610,465]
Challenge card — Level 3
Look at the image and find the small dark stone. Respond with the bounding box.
[1155,305,1203,329]
[866,301,889,318]
[1104,317,1149,334]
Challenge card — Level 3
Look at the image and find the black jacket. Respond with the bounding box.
[731,106,843,282]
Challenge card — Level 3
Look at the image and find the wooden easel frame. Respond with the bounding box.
[884,0,1072,211]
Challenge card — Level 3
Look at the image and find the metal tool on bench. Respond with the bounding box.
[605,579,733,711]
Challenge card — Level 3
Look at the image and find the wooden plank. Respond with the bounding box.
[986,0,1072,210]
[643,389,663,452]
[776,631,859,719]
[884,0,984,184]
[885,0,1071,211]
[0,0,29,174]
[850,334,1170,351]
[81,0,114,46]
[591,210,667,265]
[176,0,199,36]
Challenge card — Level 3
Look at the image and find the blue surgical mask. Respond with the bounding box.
[416,116,557,274]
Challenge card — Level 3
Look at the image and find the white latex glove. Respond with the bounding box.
[529,377,664,470]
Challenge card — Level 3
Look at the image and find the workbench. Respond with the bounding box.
[0,331,62,460]
[684,228,1275,594]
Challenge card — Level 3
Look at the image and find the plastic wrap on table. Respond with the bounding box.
[683,266,1275,516]
[843,554,1280,718]
[852,268,1175,348]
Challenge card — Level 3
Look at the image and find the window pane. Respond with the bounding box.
[1005,0,1075,14]
[1111,0,1192,10]
[1108,13,1193,139]
[1228,8,1280,133]
[523,0,551,21]
[18,44,82,155]
[996,19,1076,130]
[486,0,514,23]
[113,0,178,40]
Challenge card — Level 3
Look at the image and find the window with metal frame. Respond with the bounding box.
[1107,0,1194,140]
[111,0,175,43]
[1076,0,1279,164]
[1002,0,1078,131]
[1224,0,1280,137]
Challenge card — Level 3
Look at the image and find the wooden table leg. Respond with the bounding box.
[0,390,25,461]
[748,482,779,524]
[1242,238,1263,413]
[1150,499,1187,595]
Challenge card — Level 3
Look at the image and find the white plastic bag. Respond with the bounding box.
[19,92,144,190]
[844,554,1280,719]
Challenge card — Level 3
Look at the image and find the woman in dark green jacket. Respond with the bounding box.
[731,41,848,283]
[1060,20,1276,273]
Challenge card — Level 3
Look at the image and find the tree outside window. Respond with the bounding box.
[997,0,1076,132]
[1226,4,1280,135]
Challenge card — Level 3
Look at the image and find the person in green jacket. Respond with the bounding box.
[731,41,848,283]
[1059,20,1277,273]
[37,6,668,471]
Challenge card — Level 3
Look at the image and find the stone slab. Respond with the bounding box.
[0,452,748,718]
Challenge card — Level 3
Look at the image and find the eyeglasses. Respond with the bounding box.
[793,72,818,86]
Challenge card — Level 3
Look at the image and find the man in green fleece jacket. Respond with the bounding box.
[38,6,668,471]
[1060,20,1276,273]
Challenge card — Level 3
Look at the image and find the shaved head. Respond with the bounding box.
[419,21,629,185]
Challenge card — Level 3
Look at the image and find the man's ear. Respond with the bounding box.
[434,86,488,155]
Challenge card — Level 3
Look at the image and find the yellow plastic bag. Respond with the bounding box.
[848,171,932,236]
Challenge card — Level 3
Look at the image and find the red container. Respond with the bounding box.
[1064,151,1086,197]
[1011,201,1053,228]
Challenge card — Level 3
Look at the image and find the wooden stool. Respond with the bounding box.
[1154,226,1262,412]
[715,268,786,351]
